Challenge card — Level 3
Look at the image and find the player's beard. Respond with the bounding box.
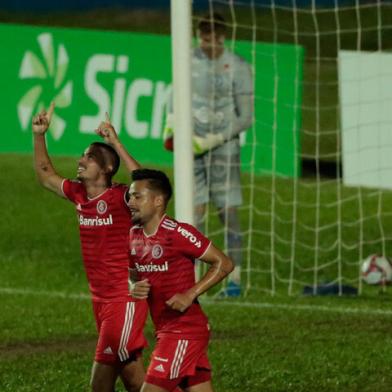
[130,210,142,225]
[77,170,91,183]
[76,169,85,181]
[76,163,91,182]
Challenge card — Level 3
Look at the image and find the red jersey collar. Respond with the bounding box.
[143,213,167,238]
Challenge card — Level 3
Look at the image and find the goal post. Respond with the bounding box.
[170,0,194,225]
[170,0,392,297]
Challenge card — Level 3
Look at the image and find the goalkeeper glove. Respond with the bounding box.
[193,133,225,155]
[163,113,224,154]
[163,113,174,151]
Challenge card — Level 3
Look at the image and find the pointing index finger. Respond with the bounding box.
[105,112,111,124]
[47,102,55,121]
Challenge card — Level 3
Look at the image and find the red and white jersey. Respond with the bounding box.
[129,215,211,339]
[62,179,132,302]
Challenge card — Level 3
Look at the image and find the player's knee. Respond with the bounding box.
[121,357,145,392]
[91,375,112,392]
[121,374,143,392]
[141,382,164,392]
[123,381,142,392]
[218,207,240,228]
[218,208,241,233]
[90,362,117,392]
[227,230,241,247]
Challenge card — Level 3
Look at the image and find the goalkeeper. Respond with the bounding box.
[164,12,253,297]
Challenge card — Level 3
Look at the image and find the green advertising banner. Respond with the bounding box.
[0,23,303,176]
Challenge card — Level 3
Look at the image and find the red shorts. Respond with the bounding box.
[145,335,211,391]
[92,299,148,365]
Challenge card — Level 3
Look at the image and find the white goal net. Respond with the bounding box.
[174,0,392,296]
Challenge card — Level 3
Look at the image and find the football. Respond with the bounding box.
[361,254,392,285]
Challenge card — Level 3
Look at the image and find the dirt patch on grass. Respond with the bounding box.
[0,338,96,359]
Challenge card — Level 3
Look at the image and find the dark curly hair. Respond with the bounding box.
[131,169,172,206]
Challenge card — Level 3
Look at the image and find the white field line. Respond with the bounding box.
[202,299,392,316]
[0,287,90,300]
[1,286,392,317]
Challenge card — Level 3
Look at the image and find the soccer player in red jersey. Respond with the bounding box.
[32,103,148,392]
[127,169,234,392]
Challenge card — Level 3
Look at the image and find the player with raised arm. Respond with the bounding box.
[32,103,148,392]
[127,169,234,392]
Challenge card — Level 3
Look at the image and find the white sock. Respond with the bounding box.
[230,266,241,284]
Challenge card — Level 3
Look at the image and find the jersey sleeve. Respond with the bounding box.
[233,57,253,96]
[175,222,211,259]
[117,183,130,206]
[61,179,85,204]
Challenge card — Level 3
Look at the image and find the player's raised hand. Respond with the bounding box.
[95,112,119,145]
[166,292,194,313]
[32,102,55,135]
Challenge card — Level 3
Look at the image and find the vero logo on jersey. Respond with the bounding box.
[177,226,202,248]
[18,32,73,140]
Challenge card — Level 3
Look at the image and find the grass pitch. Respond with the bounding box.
[2,153,392,391]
